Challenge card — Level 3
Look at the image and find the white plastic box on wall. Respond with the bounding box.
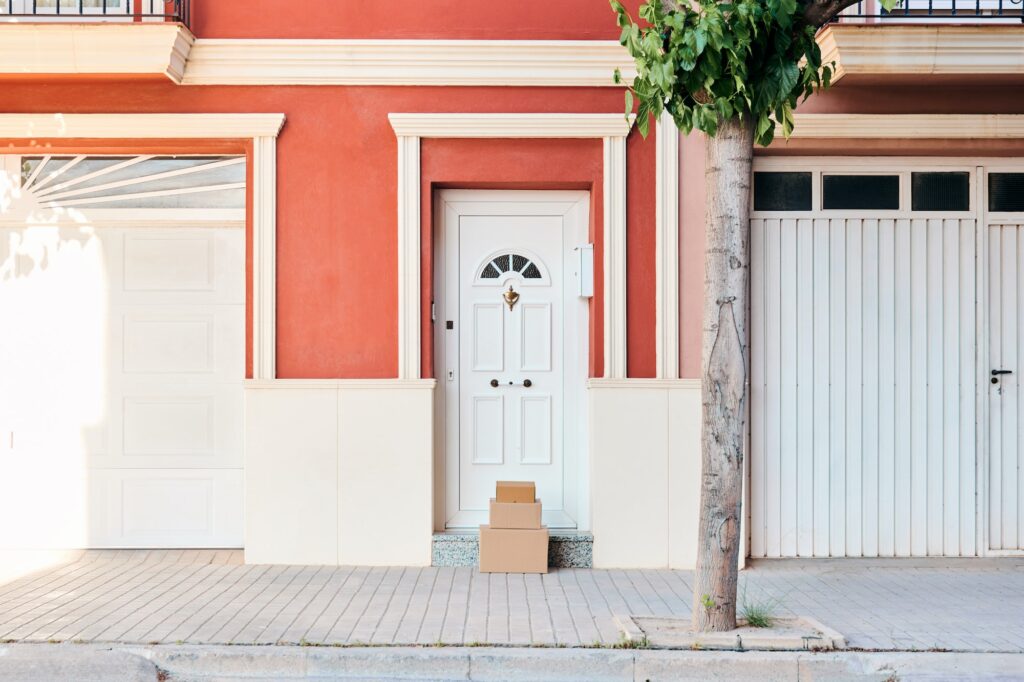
[575,243,594,298]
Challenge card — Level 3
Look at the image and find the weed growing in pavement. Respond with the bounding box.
[738,581,781,628]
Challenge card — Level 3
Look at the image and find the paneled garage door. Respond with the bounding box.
[0,155,245,548]
[750,161,983,558]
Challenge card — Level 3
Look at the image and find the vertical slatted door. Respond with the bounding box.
[750,218,978,557]
[989,223,1024,551]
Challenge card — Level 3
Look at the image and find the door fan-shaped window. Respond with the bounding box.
[477,251,547,283]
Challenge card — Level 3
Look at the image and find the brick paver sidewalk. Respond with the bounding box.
[0,551,1020,653]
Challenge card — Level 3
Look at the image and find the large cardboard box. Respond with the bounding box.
[489,498,542,529]
[495,480,535,503]
[478,525,549,573]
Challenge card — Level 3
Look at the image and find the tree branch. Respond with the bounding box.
[801,0,867,27]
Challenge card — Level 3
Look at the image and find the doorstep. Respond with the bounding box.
[432,530,593,568]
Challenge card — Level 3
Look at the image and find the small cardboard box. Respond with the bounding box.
[489,498,542,529]
[495,480,535,503]
[478,525,549,573]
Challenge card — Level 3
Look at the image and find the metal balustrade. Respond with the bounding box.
[835,0,1023,22]
[2,0,189,26]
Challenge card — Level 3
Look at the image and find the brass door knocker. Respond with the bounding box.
[503,284,520,311]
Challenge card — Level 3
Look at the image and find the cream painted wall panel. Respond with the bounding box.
[590,386,669,568]
[337,386,434,566]
[244,388,338,565]
[667,385,701,569]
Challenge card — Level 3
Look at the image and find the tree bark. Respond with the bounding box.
[692,116,755,632]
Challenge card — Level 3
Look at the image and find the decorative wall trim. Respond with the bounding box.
[246,379,437,390]
[0,113,286,380]
[182,38,634,87]
[817,25,1024,84]
[387,112,630,379]
[0,23,194,83]
[0,113,285,140]
[252,135,278,381]
[388,113,633,139]
[603,135,628,379]
[655,111,680,380]
[397,135,422,380]
[785,114,1024,140]
[588,378,700,390]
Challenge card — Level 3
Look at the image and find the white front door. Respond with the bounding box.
[988,221,1023,551]
[439,191,589,529]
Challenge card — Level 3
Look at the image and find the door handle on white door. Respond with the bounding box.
[489,379,532,388]
[992,369,1013,385]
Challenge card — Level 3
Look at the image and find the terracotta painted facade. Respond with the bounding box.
[1,0,1022,565]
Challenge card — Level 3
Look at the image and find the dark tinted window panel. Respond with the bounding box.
[822,175,899,210]
[753,172,812,211]
[912,172,970,211]
[989,173,1024,212]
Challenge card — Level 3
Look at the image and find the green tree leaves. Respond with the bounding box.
[611,0,893,145]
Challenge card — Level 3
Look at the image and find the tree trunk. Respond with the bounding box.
[692,116,755,632]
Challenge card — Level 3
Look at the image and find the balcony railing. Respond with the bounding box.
[835,0,1023,21]
[2,0,189,27]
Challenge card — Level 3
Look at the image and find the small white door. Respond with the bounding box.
[988,222,1024,551]
[440,191,588,529]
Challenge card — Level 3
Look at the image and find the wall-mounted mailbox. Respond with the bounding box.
[575,243,594,298]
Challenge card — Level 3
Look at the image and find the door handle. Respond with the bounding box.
[992,369,1013,385]
[489,379,532,388]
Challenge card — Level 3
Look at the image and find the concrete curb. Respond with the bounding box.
[2,644,1023,681]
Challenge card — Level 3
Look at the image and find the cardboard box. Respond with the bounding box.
[495,480,535,503]
[489,498,542,529]
[478,525,549,573]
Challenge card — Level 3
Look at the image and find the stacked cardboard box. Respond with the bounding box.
[479,480,548,573]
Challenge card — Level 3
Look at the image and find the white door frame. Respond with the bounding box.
[0,113,284,381]
[434,189,590,531]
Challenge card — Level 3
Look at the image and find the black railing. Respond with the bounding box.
[3,0,189,27]
[836,0,1023,21]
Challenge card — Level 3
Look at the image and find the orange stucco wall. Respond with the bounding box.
[190,0,643,40]
[1,80,656,379]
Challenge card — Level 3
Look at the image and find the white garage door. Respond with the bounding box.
[0,155,245,548]
[750,162,981,558]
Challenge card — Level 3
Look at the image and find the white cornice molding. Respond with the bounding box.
[817,25,1024,84]
[0,23,194,83]
[245,379,438,390]
[786,114,1024,140]
[183,38,635,86]
[388,113,633,139]
[0,113,286,139]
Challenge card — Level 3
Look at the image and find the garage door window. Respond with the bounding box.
[989,173,1024,212]
[911,172,970,212]
[753,172,812,211]
[822,174,900,210]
